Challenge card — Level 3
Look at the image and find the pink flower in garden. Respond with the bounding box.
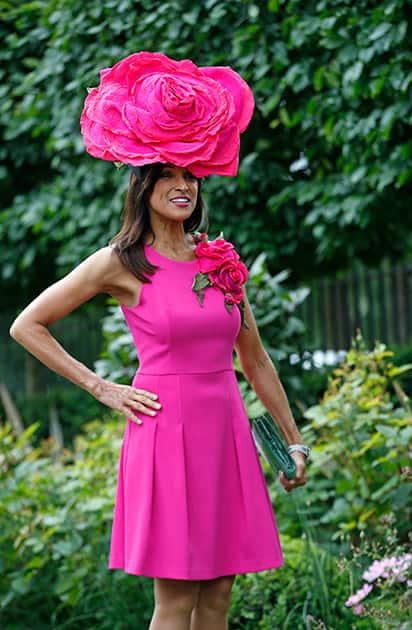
[362,554,412,583]
[353,604,365,615]
[345,553,412,617]
[345,582,373,607]
[80,51,255,177]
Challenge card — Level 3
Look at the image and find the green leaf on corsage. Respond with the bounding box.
[192,272,213,307]
[224,298,234,313]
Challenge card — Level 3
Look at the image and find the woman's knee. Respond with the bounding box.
[153,577,200,615]
[196,575,236,613]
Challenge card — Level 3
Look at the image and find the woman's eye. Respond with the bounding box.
[159,170,196,181]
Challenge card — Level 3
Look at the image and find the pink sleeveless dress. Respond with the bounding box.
[108,239,284,580]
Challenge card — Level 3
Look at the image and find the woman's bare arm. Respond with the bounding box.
[235,286,307,491]
[10,247,111,394]
[235,288,303,443]
[9,247,161,423]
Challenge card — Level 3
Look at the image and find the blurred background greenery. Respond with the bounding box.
[1,0,411,628]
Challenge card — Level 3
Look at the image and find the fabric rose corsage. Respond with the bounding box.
[80,51,254,177]
[192,232,250,329]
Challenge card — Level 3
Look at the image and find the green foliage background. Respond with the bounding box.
[1,2,412,626]
[302,335,412,542]
[1,0,411,312]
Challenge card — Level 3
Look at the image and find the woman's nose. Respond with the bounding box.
[175,174,188,188]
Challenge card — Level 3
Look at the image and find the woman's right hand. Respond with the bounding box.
[94,380,161,425]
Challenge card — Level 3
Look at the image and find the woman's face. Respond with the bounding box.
[148,164,199,220]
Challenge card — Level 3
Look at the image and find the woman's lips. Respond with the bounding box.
[170,196,191,207]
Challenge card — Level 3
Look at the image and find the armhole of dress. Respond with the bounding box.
[106,243,144,310]
[119,279,145,310]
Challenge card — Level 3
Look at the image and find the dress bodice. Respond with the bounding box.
[120,242,242,374]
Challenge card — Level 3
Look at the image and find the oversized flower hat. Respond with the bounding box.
[80,51,254,177]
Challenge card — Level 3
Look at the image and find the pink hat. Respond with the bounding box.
[80,51,254,177]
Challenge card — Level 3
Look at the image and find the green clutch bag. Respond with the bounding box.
[251,413,297,479]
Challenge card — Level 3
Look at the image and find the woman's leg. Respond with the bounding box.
[149,577,201,630]
[190,575,236,630]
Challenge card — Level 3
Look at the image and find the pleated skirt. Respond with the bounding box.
[108,368,284,579]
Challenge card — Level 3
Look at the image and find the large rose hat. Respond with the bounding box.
[80,51,254,177]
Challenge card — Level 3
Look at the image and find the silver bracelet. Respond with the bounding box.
[287,444,311,458]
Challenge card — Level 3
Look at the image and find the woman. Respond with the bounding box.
[10,53,310,630]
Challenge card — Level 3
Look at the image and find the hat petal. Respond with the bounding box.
[189,123,240,177]
[200,66,254,132]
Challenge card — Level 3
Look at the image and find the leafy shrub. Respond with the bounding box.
[230,534,370,629]
[300,332,412,542]
[0,419,154,629]
[15,385,107,447]
[390,341,412,398]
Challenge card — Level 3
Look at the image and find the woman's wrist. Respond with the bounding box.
[84,373,106,399]
[287,444,311,459]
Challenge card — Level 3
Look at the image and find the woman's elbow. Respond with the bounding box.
[9,314,33,342]
[9,318,24,341]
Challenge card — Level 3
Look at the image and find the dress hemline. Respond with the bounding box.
[108,559,285,580]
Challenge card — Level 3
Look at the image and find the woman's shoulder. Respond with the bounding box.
[83,245,124,274]
[77,246,135,289]
[88,246,143,305]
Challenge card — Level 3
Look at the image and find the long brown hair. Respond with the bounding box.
[110,163,209,283]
